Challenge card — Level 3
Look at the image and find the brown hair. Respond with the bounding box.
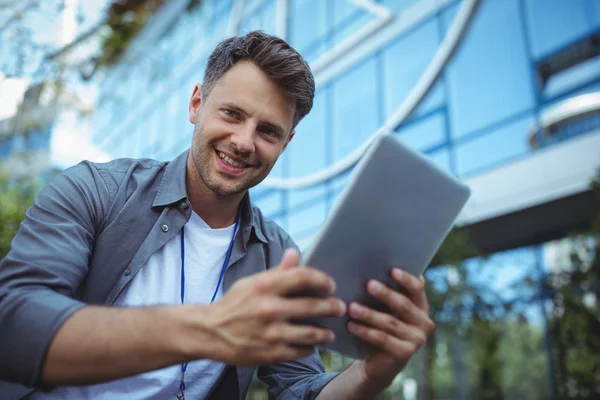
[202,31,315,129]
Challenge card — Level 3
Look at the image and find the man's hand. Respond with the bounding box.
[347,268,435,390]
[193,249,347,366]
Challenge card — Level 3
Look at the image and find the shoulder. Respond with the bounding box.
[71,157,165,198]
[87,156,165,181]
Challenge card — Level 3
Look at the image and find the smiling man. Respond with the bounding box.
[0,31,434,400]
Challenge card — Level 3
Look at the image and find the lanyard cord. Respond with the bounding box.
[178,209,241,398]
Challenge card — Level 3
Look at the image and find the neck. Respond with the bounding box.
[186,156,244,229]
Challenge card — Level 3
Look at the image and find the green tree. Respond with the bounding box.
[0,171,38,259]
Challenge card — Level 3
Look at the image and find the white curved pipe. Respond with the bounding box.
[530,92,600,137]
[262,0,481,190]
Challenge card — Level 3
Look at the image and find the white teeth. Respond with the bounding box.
[218,152,247,168]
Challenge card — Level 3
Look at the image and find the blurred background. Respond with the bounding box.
[1,0,599,398]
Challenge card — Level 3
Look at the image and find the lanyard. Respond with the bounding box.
[177,209,241,400]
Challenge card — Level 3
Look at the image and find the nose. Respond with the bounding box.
[230,123,256,154]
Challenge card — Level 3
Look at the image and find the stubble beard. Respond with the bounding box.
[191,124,273,197]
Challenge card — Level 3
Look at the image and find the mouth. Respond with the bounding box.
[214,149,252,175]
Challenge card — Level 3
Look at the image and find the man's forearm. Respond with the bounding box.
[41,304,213,386]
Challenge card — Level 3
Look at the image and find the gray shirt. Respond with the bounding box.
[0,150,338,399]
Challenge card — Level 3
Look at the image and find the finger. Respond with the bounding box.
[277,297,347,319]
[278,248,300,270]
[347,321,419,360]
[348,302,427,345]
[367,280,434,333]
[267,267,336,296]
[391,268,429,312]
[264,322,336,346]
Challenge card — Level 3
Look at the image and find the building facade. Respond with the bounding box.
[0,82,62,181]
[92,0,600,398]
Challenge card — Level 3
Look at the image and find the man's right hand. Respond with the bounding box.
[40,249,344,386]
[189,249,346,365]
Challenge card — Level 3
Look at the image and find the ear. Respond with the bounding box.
[189,83,203,124]
[281,130,295,154]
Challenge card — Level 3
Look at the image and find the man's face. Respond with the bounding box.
[188,60,296,197]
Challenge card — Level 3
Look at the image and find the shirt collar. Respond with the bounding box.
[152,149,268,244]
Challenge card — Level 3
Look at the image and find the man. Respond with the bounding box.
[0,31,434,399]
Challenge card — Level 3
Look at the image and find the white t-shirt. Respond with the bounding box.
[33,211,237,400]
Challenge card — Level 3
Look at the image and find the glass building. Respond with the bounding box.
[92,0,600,398]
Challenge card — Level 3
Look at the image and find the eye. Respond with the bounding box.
[222,109,239,119]
[260,127,277,137]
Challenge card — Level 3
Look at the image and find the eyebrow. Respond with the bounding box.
[222,102,286,137]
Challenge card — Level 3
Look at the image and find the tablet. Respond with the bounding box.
[298,133,471,360]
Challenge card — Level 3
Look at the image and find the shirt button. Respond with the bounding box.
[161,224,169,232]
[124,269,131,276]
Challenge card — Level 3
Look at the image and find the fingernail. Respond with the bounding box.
[369,280,383,294]
[393,268,403,280]
[328,331,336,342]
[334,300,346,315]
[349,303,364,317]
[347,322,358,333]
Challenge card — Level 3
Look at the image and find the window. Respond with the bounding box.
[455,114,533,176]
[288,200,327,238]
[382,18,445,121]
[239,0,276,35]
[288,89,328,206]
[524,0,600,59]
[378,0,416,14]
[254,191,284,219]
[395,111,447,152]
[331,1,374,46]
[542,55,600,100]
[332,57,379,162]
[289,0,329,56]
[443,0,535,138]
[426,148,452,174]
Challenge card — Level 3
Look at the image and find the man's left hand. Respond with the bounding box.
[346,268,435,389]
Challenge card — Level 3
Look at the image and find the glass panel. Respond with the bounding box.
[255,191,283,217]
[443,0,535,138]
[289,89,327,172]
[332,57,379,162]
[382,18,444,121]
[289,0,329,55]
[289,185,327,209]
[214,0,234,16]
[239,0,276,35]
[288,200,327,237]
[378,0,417,14]
[426,147,451,174]
[524,0,599,59]
[332,0,360,26]
[542,55,600,100]
[331,6,374,46]
[396,112,446,152]
[286,85,328,207]
[455,114,533,176]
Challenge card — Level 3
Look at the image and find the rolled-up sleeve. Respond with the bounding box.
[0,162,108,387]
[258,350,339,400]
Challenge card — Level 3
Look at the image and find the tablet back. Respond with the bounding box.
[301,133,471,359]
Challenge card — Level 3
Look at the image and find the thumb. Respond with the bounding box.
[278,248,299,270]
